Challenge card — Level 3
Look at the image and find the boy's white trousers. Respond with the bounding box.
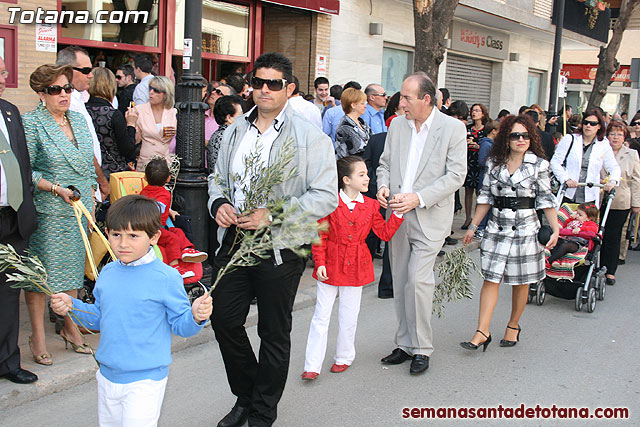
[304,281,363,373]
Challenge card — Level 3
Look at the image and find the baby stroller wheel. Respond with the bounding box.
[586,287,597,313]
[575,287,584,312]
[535,281,546,306]
[527,283,535,304]
[186,282,207,304]
[597,273,606,301]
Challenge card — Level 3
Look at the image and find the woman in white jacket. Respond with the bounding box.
[550,109,620,204]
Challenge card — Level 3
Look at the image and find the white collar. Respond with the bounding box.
[340,189,364,205]
[408,107,436,133]
[118,247,157,267]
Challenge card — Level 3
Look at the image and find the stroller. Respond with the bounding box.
[527,182,615,313]
[79,172,209,305]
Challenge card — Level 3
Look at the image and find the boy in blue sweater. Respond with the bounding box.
[50,194,212,427]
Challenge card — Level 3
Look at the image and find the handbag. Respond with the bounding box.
[550,134,574,193]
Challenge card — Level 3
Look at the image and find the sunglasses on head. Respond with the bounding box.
[582,119,599,127]
[43,83,74,95]
[73,66,92,75]
[250,76,287,91]
[149,86,165,94]
[509,132,530,141]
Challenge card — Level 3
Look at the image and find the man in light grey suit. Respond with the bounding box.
[376,72,467,374]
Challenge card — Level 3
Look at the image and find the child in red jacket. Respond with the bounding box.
[140,159,207,278]
[302,156,403,380]
[547,202,599,266]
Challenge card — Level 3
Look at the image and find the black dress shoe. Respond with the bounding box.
[217,403,249,427]
[445,236,458,245]
[1,368,38,384]
[381,348,411,364]
[618,259,625,265]
[606,278,616,286]
[438,250,445,257]
[409,355,429,374]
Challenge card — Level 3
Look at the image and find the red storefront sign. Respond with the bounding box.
[561,64,631,82]
[263,0,340,14]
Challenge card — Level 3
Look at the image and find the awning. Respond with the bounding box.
[262,0,340,15]
[561,64,631,83]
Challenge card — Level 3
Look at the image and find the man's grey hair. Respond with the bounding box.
[409,72,436,106]
[56,46,89,67]
[364,83,381,97]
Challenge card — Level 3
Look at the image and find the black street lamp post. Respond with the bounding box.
[175,0,209,256]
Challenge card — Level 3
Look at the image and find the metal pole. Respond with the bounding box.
[549,0,565,115]
[175,0,209,257]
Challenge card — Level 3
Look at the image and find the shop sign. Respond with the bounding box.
[35,23,56,52]
[316,54,327,77]
[561,64,631,82]
[450,21,509,61]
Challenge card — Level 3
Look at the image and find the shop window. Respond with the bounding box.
[60,0,159,48]
[382,46,413,95]
[175,0,249,58]
[0,25,17,88]
[527,71,543,107]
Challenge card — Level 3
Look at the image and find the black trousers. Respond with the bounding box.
[0,209,27,376]
[601,209,629,277]
[365,207,393,296]
[211,227,306,427]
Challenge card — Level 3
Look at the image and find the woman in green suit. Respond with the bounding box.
[23,64,95,365]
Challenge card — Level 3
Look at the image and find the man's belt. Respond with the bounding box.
[0,206,16,215]
[493,197,536,210]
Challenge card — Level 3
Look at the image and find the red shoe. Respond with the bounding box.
[173,264,195,279]
[330,364,350,373]
[545,260,551,269]
[301,371,319,380]
[181,248,208,263]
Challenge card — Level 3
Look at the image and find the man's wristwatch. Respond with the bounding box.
[468,223,478,232]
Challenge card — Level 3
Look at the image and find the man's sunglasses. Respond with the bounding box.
[508,132,530,141]
[372,92,387,97]
[582,119,599,127]
[631,121,640,126]
[250,76,287,91]
[149,86,165,94]
[115,75,123,80]
[73,66,92,75]
[43,83,74,95]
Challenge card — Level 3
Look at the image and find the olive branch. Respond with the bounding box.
[434,246,482,318]
[208,137,319,295]
[0,243,99,365]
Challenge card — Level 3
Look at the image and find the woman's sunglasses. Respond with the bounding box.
[509,132,530,141]
[250,76,287,91]
[582,119,599,127]
[150,86,166,94]
[43,83,74,95]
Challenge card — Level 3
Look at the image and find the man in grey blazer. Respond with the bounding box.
[376,72,466,374]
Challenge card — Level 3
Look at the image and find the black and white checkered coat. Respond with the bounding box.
[478,152,556,285]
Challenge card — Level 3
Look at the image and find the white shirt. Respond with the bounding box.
[231,103,288,211]
[288,95,322,129]
[339,188,364,211]
[400,108,436,208]
[0,112,10,206]
[69,89,101,165]
[133,74,153,106]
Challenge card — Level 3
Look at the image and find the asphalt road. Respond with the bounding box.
[4,249,639,426]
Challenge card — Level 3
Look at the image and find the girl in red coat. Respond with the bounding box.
[302,156,403,380]
[546,202,599,266]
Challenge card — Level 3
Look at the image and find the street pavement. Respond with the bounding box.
[3,245,639,426]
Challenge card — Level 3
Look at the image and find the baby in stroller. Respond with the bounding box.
[546,202,599,268]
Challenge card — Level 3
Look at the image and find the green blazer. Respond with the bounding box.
[24,103,96,217]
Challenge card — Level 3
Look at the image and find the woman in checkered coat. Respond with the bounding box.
[460,114,560,351]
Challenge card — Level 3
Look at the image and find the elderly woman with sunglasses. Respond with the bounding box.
[550,108,621,205]
[133,76,177,171]
[599,121,640,285]
[22,64,97,365]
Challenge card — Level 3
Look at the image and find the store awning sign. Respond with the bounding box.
[263,0,340,15]
[561,64,631,82]
[450,21,509,61]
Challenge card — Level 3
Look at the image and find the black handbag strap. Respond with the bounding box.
[561,134,575,167]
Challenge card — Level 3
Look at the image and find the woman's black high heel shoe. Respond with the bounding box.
[499,325,521,347]
[460,330,492,352]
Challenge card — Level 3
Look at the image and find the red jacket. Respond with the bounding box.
[140,185,171,226]
[312,195,403,287]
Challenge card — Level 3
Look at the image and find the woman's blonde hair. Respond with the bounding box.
[89,67,117,101]
[341,88,367,114]
[150,76,175,109]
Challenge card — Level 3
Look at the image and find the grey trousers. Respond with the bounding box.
[389,211,445,356]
